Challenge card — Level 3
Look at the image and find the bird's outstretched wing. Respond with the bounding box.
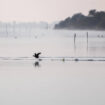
[37,52,41,55]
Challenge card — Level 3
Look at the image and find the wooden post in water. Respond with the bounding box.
[86,32,88,51]
[74,33,76,51]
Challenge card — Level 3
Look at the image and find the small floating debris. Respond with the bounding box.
[74,58,79,61]
[87,59,94,61]
[62,58,65,62]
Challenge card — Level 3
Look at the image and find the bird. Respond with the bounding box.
[33,52,41,59]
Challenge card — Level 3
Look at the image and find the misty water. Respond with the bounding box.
[0,29,105,105]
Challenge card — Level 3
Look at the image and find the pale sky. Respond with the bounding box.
[0,0,105,23]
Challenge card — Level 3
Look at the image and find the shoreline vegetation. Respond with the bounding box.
[54,9,105,30]
[0,9,105,31]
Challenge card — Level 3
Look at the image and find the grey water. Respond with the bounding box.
[0,29,105,105]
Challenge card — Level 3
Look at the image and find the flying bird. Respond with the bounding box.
[33,52,41,59]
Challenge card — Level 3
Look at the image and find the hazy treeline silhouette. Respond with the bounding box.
[54,10,105,30]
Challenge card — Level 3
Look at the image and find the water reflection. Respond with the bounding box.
[34,61,40,67]
[34,59,42,67]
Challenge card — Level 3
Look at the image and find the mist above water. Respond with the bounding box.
[0,24,105,58]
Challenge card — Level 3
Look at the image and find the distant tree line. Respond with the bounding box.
[54,10,105,30]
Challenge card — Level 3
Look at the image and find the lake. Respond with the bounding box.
[0,29,105,105]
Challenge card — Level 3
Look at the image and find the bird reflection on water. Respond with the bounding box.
[34,61,40,67]
[34,59,42,68]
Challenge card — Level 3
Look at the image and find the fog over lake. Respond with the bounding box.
[0,28,105,105]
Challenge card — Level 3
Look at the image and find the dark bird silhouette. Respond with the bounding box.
[33,52,41,59]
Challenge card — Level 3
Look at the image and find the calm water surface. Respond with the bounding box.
[0,30,105,105]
